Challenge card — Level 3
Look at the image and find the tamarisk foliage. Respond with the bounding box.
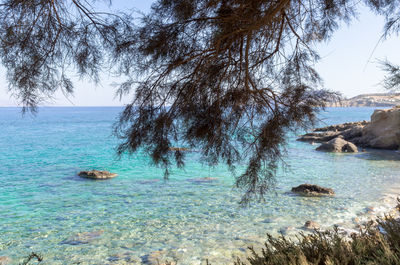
[113,0,345,203]
[381,61,400,91]
[1,0,399,202]
[0,0,132,109]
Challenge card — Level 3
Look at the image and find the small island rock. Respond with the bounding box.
[78,170,118,180]
[316,137,358,153]
[291,184,335,196]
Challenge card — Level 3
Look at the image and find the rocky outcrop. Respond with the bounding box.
[359,108,400,149]
[316,137,358,153]
[298,107,400,150]
[78,170,118,180]
[108,252,139,264]
[297,121,367,143]
[291,184,335,196]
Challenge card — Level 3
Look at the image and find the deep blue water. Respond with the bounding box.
[1,107,400,264]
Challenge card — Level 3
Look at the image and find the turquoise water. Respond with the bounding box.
[1,107,400,264]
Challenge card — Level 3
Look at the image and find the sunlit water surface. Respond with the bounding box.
[1,107,400,264]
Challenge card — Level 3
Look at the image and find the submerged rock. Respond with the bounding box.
[291,184,335,196]
[365,206,375,214]
[0,256,10,265]
[139,179,160,184]
[61,230,104,245]
[78,170,118,180]
[304,220,320,230]
[316,137,358,153]
[187,177,218,183]
[169,147,190,152]
[107,251,139,264]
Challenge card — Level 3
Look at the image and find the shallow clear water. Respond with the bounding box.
[1,107,400,264]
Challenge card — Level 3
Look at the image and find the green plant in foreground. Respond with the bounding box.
[235,204,400,265]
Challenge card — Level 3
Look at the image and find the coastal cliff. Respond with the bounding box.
[328,93,400,107]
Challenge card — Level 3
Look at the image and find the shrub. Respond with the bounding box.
[235,204,400,265]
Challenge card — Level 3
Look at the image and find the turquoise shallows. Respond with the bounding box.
[1,107,399,264]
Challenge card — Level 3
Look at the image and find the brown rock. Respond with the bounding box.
[316,137,358,153]
[304,220,320,230]
[291,184,335,196]
[78,170,117,180]
[169,147,190,152]
[298,107,400,151]
[297,131,341,143]
[359,108,400,149]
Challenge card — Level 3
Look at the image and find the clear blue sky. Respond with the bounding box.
[0,2,399,106]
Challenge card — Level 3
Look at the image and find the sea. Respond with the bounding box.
[1,107,400,264]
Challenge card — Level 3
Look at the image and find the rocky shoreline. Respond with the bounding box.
[298,107,400,151]
[295,106,400,237]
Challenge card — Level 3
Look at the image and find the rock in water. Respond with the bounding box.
[169,147,190,152]
[304,220,320,230]
[297,121,367,143]
[187,177,218,183]
[291,184,335,196]
[78,170,118,180]
[141,250,177,265]
[316,137,358,153]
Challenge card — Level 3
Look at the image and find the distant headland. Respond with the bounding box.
[329,93,400,107]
